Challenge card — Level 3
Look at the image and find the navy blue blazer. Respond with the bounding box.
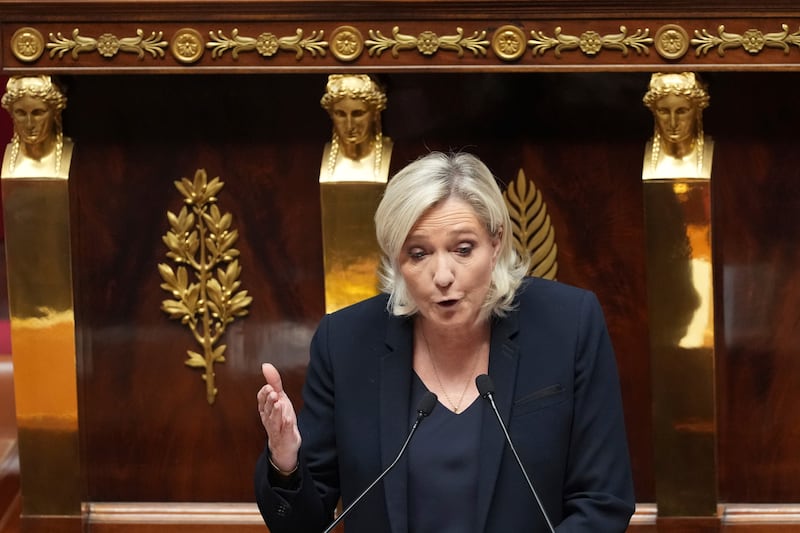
[256,277,635,532]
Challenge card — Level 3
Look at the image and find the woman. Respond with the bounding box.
[256,151,635,532]
[318,74,393,183]
[1,75,73,178]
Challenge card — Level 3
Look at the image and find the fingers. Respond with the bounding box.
[261,362,284,393]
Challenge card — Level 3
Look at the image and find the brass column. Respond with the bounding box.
[2,174,83,530]
[643,179,718,518]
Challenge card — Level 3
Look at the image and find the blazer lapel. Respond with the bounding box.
[379,316,414,533]
[476,311,520,533]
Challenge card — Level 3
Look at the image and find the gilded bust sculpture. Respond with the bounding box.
[1,75,73,179]
[642,72,713,180]
[319,74,393,183]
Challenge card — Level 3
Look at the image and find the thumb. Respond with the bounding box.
[261,363,284,393]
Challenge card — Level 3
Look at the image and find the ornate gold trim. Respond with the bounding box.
[330,25,364,62]
[171,28,205,64]
[366,26,489,58]
[492,25,527,61]
[529,26,652,57]
[206,28,327,60]
[47,28,168,59]
[692,24,800,56]
[10,27,45,63]
[654,24,690,60]
[503,169,558,280]
[11,22,800,66]
[158,169,252,405]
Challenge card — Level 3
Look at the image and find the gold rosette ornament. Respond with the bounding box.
[158,169,252,404]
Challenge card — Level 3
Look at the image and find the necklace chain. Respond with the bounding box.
[421,328,482,414]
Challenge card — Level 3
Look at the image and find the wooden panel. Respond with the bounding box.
[711,72,800,502]
[64,72,655,502]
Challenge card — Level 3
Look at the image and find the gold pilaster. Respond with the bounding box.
[1,172,81,517]
[320,183,384,313]
[643,178,717,516]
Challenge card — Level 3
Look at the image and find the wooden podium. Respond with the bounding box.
[2,2,800,531]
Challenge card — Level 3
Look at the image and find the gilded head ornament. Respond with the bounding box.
[320,74,387,113]
[1,75,67,114]
[642,72,709,111]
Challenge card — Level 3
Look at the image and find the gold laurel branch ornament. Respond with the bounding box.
[503,169,558,280]
[692,24,800,57]
[366,26,489,58]
[158,169,253,405]
[206,28,327,60]
[529,25,652,58]
[47,28,168,59]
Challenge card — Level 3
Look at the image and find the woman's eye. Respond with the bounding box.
[409,250,426,260]
[455,245,473,256]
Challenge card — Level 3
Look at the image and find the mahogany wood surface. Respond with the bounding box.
[1,1,800,531]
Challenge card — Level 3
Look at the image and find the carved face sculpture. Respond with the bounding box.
[330,96,375,150]
[653,93,698,147]
[10,93,55,149]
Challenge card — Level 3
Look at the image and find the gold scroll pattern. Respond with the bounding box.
[503,169,558,280]
[9,23,800,65]
[158,169,252,405]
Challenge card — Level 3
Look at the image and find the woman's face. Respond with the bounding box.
[398,197,501,330]
[653,94,697,146]
[330,96,375,149]
[11,94,55,147]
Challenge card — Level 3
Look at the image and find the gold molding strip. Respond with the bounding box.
[158,169,252,405]
[8,22,800,65]
[82,502,800,530]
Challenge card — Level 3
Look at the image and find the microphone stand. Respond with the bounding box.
[476,374,556,533]
[322,392,437,533]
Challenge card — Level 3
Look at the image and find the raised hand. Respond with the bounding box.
[257,363,302,473]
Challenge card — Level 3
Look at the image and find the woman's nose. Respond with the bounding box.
[432,254,455,287]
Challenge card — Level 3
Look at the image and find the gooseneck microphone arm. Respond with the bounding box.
[475,374,556,533]
[322,391,437,533]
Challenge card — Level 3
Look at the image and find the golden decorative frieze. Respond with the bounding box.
[158,169,252,405]
[692,24,800,56]
[7,21,800,67]
[10,27,45,63]
[503,169,558,280]
[47,28,168,59]
[366,26,489,58]
[206,28,327,60]
[529,26,652,58]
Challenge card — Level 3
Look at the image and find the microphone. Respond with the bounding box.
[476,374,556,533]
[322,391,437,533]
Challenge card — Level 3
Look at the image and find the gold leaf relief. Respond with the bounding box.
[158,169,251,405]
[503,169,558,280]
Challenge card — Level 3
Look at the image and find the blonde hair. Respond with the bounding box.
[374,151,529,318]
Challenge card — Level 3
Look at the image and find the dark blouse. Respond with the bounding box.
[408,373,483,533]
